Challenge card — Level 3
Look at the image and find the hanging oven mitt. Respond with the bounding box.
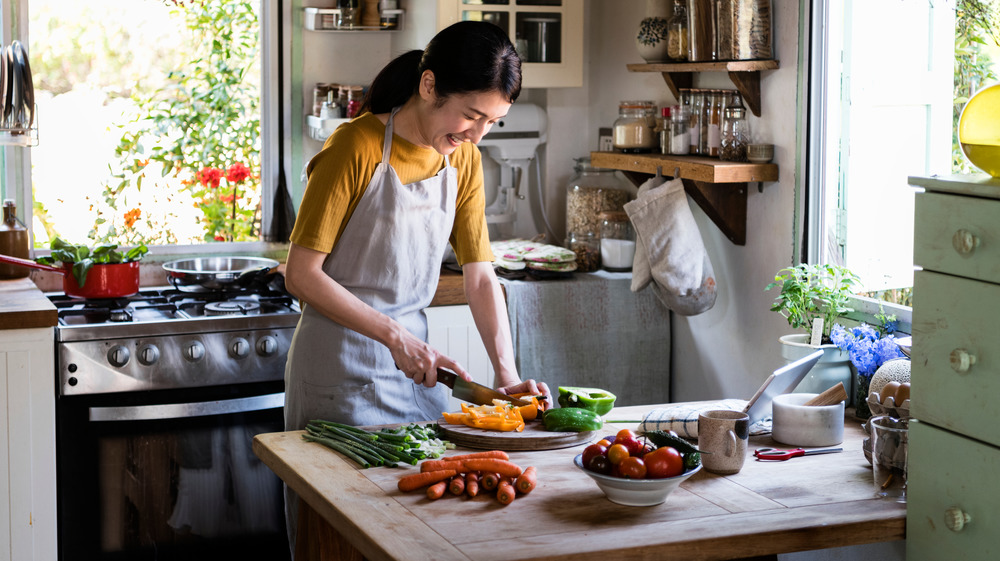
[629,171,669,293]
[625,177,718,316]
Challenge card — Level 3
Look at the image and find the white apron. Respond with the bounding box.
[284,108,458,431]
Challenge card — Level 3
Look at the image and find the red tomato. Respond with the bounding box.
[619,456,647,479]
[615,429,637,441]
[607,443,630,465]
[644,446,684,479]
[615,435,643,457]
[582,443,608,468]
[587,455,612,475]
[597,438,613,448]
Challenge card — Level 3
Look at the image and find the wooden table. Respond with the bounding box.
[253,404,905,561]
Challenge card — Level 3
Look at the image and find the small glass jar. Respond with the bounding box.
[667,0,688,61]
[669,105,690,155]
[612,101,658,153]
[568,231,600,273]
[599,211,636,272]
[688,89,704,155]
[720,92,750,162]
[345,86,364,118]
[565,157,633,242]
[657,106,671,154]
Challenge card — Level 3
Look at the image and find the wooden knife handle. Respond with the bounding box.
[803,382,848,406]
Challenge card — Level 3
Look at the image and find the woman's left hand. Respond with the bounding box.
[499,379,552,407]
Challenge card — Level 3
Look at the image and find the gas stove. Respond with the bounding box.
[50,285,301,396]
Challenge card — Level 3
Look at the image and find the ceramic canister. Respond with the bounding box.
[772,392,845,447]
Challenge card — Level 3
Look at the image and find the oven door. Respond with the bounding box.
[57,381,290,561]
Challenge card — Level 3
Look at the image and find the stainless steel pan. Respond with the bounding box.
[162,256,280,292]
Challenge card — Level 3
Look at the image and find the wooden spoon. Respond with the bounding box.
[803,382,848,406]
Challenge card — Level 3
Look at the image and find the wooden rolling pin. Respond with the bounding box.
[803,382,848,406]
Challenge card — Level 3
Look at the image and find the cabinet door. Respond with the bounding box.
[907,421,1000,561]
[437,0,583,88]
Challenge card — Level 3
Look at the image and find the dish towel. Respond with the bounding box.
[639,399,772,438]
[625,177,718,316]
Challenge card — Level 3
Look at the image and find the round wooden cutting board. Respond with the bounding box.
[437,419,598,451]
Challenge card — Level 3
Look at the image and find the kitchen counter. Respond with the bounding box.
[253,404,905,561]
[0,277,57,329]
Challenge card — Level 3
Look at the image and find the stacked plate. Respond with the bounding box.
[0,40,35,133]
[491,239,578,279]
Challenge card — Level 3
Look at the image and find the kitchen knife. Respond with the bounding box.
[435,369,530,407]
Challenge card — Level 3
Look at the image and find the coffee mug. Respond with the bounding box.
[697,410,750,475]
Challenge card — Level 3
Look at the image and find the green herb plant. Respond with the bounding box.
[765,263,860,342]
[36,237,149,287]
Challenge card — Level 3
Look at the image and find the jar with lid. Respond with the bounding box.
[701,90,722,157]
[667,0,688,61]
[612,101,658,153]
[599,211,636,272]
[720,92,750,161]
[688,89,703,154]
[0,200,30,280]
[668,105,690,155]
[657,106,671,155]
[565,157,633,244]
[568,230,600,273]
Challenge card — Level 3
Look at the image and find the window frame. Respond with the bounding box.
[3,0,288,258]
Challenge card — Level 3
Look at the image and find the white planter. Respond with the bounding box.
[779,333,854,404]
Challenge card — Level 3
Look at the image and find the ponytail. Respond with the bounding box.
[361,21,522,115]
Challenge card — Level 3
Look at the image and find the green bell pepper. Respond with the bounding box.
[542,407,604,432]
[556,386,617,416]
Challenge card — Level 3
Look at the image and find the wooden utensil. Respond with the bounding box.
[803,382,848,406]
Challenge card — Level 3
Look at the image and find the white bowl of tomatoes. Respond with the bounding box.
[573,429,702,507]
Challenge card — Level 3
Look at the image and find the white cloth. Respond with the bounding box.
[629,174,669,293]
[625,177,717,316]
[639,399,772,438]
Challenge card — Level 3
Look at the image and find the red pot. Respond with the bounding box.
[0,254,140,299]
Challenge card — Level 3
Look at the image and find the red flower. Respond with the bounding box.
[197,167,224,189]
[214,235,226,241]
[226,163,251,184]
[220,193,236,203]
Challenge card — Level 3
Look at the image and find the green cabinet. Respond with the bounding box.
[907,174,1000,560]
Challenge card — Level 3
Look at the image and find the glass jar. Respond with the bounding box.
[688,89,703,154]
[568,231,600,273]
[612,101,658,153]
[0,200,30,280]
[698,89,714,155]
[704,90,723,157]
[669,105,690,155]
[345,86,363,118]
[565,157,632,243]
[667,0,688,61]
[599,211,636,272]
[657,106,671,155]
[720,92,750,162]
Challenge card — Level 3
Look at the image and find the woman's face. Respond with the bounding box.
[420,90,512,156]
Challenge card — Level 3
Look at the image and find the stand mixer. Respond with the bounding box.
[477,104,548,237]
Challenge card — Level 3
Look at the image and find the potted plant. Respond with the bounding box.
[766,264,860,398]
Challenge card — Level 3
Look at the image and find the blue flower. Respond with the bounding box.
[831,322,904,378]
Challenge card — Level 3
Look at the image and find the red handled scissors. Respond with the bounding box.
[753,447,843,461]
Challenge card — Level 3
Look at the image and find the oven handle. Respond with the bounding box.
[88,392,285,422]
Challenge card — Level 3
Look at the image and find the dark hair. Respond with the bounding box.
[360,21,522,114]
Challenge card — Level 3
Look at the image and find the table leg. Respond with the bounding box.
[295,500,367,561]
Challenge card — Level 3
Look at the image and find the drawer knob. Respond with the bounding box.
[950,349,977,373]
[944,506,972,533]
[952,229,980,255]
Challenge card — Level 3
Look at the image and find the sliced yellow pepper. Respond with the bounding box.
[440,400,526,432]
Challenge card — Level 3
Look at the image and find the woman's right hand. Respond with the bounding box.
[389,330,471,388]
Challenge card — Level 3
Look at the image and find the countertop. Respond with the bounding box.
[0,277,57,329]
[253,404,906,561]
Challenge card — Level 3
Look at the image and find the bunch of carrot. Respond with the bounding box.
[396,450,538,505]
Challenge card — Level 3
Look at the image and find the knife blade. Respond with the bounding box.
[435,369,529,407]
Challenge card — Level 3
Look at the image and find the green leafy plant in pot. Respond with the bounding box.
[766,264,860,400]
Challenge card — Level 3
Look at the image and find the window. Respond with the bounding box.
[807,0,999,324]
[5,0,284,252]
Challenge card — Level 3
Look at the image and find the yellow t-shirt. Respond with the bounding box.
[291,112,494,266]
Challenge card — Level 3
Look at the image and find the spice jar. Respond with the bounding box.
[0,200,30,280]
[688,89,703,155]
[669,105,690,155]
[599,211,636,272]
[720,92,750,161]
[568,231,600,273]
[612,101,658,153]
[565,158,632,243]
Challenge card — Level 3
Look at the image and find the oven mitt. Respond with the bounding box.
[625,177,718,316]
[629,172,669,293]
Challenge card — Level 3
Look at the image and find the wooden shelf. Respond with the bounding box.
[627,59,779,117]
[591,151,779,245]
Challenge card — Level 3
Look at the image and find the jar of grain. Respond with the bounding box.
[565,158,633,244]
[612,101,658,153]
[568,230,600,273]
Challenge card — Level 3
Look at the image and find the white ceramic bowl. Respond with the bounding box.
[747,143,774,163]
[573,454,701,506]
[771,392,845,447]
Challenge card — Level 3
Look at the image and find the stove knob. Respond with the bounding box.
[107,345,131,368]
[257,335,279,357]
[184,340,206,363]
[138,344,160,366]
[229,337,251,359]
